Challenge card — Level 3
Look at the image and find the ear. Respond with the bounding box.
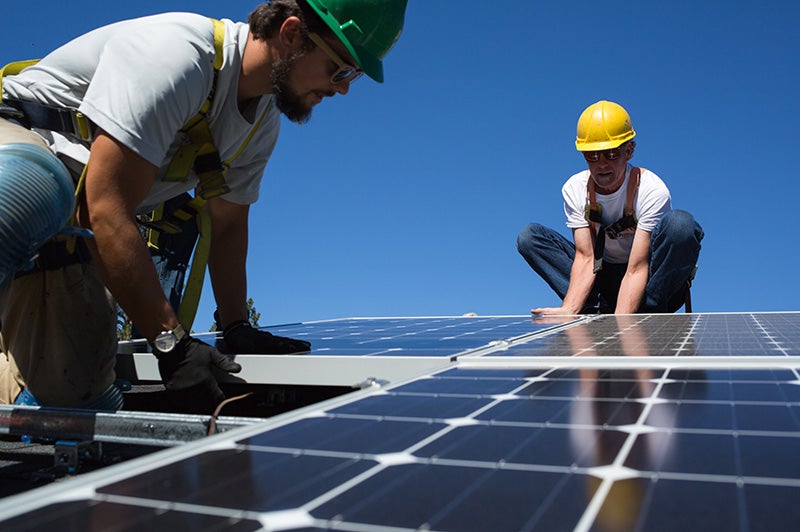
[626,140,636,160]
[278,16,305,51]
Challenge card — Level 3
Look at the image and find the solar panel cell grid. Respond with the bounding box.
[266,317,557,357]
[1,312,799,531]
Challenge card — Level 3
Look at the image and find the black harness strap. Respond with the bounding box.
[15,238,92,278]
[2,97,95,141]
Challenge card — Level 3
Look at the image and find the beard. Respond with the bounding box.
[271,51,313,124]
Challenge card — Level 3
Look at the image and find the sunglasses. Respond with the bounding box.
[582,145,626,162]
[308,32,364,84]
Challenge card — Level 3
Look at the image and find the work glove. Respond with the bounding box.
[154,336,242,414]
[222,320,311,354]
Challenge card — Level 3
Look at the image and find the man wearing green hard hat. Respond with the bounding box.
[0,0,408,413]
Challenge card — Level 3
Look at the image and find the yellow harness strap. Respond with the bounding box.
[176,205,211,329]
[0,59,40,102]
[142,19,225,330]
[163,18,230,200]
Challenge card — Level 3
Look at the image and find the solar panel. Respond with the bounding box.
[1,312,799,531]
[119,316,559,386]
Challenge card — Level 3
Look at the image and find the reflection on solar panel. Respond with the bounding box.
[2,312,800,531]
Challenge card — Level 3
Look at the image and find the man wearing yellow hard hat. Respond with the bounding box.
[517,100,704,315]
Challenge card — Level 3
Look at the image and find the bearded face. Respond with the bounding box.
[270,50,314,124]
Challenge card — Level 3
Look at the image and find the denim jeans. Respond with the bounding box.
[516,210,704,313]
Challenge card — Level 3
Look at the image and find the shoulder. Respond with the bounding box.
[637,167,668,189]
[635,168,670,202]
[99,14,228,67]
[561,170,590,195]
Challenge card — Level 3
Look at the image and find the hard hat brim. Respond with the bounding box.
[575,131,636,152]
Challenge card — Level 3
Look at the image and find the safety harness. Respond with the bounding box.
[0,18,268,330]
[584,167,695,312]
[584,166,641,273]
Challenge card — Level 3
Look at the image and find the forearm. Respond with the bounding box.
[207,198,250,327]
[615,268,648,314]
[79,132,177,342]
[208,242,248,326]
[616,229,652,314]
[88,219,176,340]
[560,254,596,314]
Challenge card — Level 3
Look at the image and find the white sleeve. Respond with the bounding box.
[635,170,672,232]
[563,171,590,229]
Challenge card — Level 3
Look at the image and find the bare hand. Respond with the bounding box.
[531,307,574,316]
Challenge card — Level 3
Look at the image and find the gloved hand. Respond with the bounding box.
[222,320,311,354]
[154,336,242,414]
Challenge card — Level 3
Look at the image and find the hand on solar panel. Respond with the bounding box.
[221,320,312,354]
[155,336,242,413]
[531,306,580,316]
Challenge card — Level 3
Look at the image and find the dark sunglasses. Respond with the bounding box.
[308,32,364,84]
[583,145,625,163]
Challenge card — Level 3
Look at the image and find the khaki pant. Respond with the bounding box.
[0,117,118,407]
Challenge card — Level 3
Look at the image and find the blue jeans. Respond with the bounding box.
[516,210,704,313]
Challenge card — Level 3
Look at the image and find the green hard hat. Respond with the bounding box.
[304,0,407,82]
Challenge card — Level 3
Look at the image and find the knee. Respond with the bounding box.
[516,223,547,251]
[657,210,704,246]
[0,143,75,284]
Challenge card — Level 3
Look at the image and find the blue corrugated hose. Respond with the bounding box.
[0,143,75,284]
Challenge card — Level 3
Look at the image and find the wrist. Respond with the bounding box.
[223,320,251,337]
[152,324,190,355]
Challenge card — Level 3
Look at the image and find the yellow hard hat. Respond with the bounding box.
[575,100,636,151]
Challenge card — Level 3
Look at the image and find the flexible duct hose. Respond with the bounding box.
[0,143,75,284]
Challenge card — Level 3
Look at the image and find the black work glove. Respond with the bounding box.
[154,336,242,414]
[222,320,311,354]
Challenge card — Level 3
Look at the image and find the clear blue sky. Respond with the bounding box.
[4,1,799,331]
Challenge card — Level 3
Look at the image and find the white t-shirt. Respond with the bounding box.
[3,12,280,212]
[562,165,671,264]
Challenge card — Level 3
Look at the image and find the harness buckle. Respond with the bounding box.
[70,111,94,142]
[605,213,638,239]
[584,202,603,223]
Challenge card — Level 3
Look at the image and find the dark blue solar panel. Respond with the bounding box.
[138,316,562,357]
[98,449,377,512]
[0,501,263,531]
[310,463,590,531]
[492,313,800,357]
[3,312,800,532]
[415,424,628,467]
[262,316,558,357]
[241,417,446,454]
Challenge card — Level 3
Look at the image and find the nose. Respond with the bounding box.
[333,79,350,96]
